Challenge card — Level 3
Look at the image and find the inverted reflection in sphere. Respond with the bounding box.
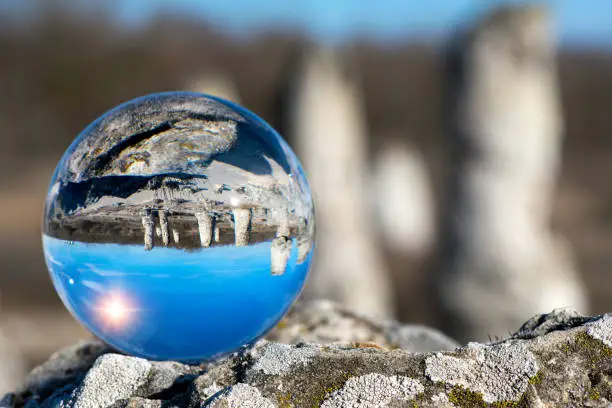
[42,92,315,362]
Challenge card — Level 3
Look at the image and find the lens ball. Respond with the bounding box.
[42,92,315,362]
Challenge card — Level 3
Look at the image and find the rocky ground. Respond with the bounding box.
[2,301,611,407]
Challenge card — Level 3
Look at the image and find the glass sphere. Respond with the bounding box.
[42,92,315,362]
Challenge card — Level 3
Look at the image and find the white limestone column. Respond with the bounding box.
[437,5,588,342]
[233,208,252,247]
[141,210,154,251]
[286,45,395,318]
[195,211,214,248]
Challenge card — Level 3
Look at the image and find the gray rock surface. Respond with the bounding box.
[203,383,275,408]
[267,300,459,353]
[3,306,612,407]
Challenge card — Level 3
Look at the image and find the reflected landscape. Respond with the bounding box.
[42,92,315,362]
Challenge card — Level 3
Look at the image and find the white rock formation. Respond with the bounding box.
[270,213,292,276]
[185,72,241,104]
[213,224,221,243]
[233,208,252,247]
[286,46,395,318]
[437,5,589,341]
[195,211,214,248]
[158,210,169,246]
[141,211,155,251]
[270,237,291,276]
[371,140,435,254]
[0,326,26,396]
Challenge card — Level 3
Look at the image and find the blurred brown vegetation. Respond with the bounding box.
[1,8,612,330]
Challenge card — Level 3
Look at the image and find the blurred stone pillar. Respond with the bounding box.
[436,5,588,341]
[286,45,395,318]
[185,72,241,104]
[371,139,435,255]
[0,329,26,396]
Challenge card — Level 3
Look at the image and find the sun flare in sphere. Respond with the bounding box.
[98,293,133,327]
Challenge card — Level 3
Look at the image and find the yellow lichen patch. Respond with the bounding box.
[448,385,487,408]
[349,341,385,350]
[559,342,571,354]
[447,385,522,408]
[492,401,519,407]
[275,318,289,330]
[277,391,293,408]
[302,372,354,408]
[589,389,600,401]
[528,371,543,385]
[573,331,612,369]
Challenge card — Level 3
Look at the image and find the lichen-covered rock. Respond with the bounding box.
[123,397,162,408]
[320,373,424,407]
[203,383,275,408]
[3,306,612,407]
[514,307,589,339]
[267,300,459,353]
[57,354,152,408]
[425,341,539,403]
[8,339,111,406]
[45,353,201,408]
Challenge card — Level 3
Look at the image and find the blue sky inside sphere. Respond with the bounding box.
[43,235,311,362]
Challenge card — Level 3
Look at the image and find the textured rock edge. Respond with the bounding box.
[2,308,612,407]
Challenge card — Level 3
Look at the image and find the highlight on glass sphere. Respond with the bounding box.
[42,92,315,362]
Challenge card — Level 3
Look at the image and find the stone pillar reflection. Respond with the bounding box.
[141,210,154,251]
[158,210,169,246]
[271,236,292,276]
[233,208,252,247]
[277,212,291,238]
[214,224,221,243]
[271,211,292,275]
[296,216,314,264]
[195,211,213,248]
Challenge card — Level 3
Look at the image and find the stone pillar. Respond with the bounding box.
[158,210,170,246]
[277,211,291,239]
[271,236,292,276]
[172,228,180,244]
[185,72,241,104]
[371,139,435,255]
[436,5,588,342]
[233,208,252,247]
[285,45,395,318]
[195,211,213,248]
[271,211,293,275]
[214,224,221,243]
[141,210,154,251]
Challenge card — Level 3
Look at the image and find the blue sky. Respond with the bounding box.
[4,0,612,48]
[43,234,311,361]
